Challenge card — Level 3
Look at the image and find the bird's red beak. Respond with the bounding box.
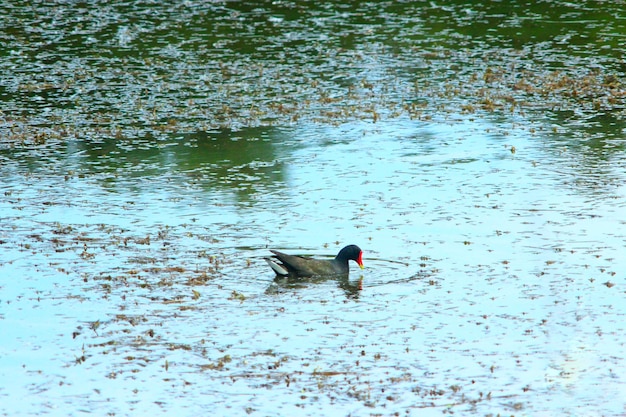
[357,251,364,269]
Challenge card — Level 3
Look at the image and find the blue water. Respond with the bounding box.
[2,116,626,416]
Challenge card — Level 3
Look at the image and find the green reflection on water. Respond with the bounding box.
[1,0,624,145]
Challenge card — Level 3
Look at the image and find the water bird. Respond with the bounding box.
[265,244,364,277]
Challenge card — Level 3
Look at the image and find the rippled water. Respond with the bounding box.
[2,1,626,416]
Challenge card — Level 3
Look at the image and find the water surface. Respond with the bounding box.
[1,1,626,416]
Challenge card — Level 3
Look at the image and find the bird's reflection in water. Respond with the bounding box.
[265,274,364,299]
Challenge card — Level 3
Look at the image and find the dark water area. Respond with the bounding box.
[1,1,626,416]
[2,0,625,139]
